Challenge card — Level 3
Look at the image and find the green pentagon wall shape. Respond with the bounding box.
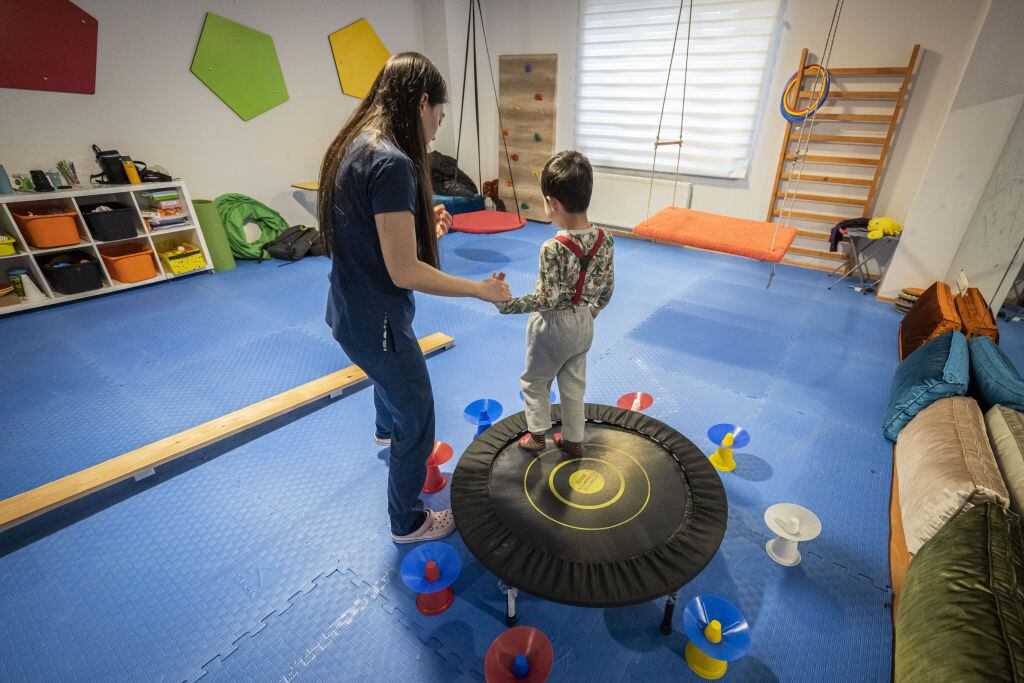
[190,12,288,121]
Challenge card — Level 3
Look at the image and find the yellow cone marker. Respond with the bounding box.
[709,432,736,472]
[685,639,729,679]
[685,621,728,680]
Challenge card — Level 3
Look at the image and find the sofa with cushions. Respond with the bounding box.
[885,286,1024,681]
[894,503,1024,682]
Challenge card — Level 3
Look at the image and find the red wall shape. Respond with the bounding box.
[0,0,98,94]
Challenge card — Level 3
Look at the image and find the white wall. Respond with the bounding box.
[435,0,987,229]
[0,0,437,226]
[945,103,1024,307]
[878,94,1023,296]
[0,0,994,239]
[880,0,1024,299]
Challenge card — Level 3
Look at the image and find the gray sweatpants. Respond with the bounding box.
[521,307,594,443]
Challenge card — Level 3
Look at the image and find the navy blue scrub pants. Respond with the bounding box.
[339,339,435,536]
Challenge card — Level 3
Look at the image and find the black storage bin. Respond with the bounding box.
[79,201,137,241]
[41,250,103,295]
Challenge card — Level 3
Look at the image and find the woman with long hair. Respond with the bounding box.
[319,52,510,543]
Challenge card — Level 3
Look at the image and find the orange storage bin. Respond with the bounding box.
[99,242,157,283]
[12,210,81,248]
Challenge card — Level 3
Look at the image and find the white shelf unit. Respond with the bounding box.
[0,180,214,316]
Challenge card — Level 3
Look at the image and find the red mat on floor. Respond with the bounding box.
[633,207,797,263]
[451,210,527,234]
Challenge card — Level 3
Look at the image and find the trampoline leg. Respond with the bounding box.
[499,580,518,627]
[660,593,677,635]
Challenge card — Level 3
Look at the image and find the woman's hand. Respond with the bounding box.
[434,204,452,238]
[477,271,511,303]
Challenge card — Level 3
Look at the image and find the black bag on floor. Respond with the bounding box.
[429,151,478,197]
[265,225,321,261]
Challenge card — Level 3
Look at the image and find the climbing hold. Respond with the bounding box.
[534,93,543,101]
[531,170,539,178]
[502,128,510,137]
[506,180,513,186]
[513,104,521,112]
[524,63,533,73]
[521,202,529,210]
[533,133,542,142]
[511,153,520,162]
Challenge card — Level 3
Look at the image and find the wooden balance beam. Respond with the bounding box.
[0,332,455,533]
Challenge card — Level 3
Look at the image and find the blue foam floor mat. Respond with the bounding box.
[3,220,1023,681]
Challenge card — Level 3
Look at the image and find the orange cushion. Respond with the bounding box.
[633,207,797,263]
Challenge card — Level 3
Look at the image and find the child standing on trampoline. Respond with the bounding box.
[498,150,614,457]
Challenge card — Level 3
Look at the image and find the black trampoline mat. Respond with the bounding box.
[490,423,688,563]
[452,404,728,607]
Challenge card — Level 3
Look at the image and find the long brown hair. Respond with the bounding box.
[318,52,447,268]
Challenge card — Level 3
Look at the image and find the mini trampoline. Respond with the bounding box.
[452,403,727,631]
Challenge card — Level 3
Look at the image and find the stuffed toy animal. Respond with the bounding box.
[867,216,903,239]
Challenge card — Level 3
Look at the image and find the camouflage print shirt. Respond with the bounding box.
[498,226,615,315]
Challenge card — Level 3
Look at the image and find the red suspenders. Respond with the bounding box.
[553,230,605,306]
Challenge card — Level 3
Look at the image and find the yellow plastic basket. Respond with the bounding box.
[158,242,206,275]
[0,234,16,257]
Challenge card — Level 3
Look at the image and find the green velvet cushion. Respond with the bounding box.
[896,503,1024,682]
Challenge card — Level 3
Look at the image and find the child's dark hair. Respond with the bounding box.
[540,150,593,214]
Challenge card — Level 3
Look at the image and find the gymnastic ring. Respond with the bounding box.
[780,64,830,122]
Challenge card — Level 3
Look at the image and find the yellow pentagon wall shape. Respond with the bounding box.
[329,19,390,99]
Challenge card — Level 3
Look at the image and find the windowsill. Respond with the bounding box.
[591,165,747,183]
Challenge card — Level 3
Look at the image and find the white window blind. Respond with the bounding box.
[575,0,781,180]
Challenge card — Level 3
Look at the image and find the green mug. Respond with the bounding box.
[11,173,34,192]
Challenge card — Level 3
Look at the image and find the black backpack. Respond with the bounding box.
[265,225,323,261]
[429,151,478,197]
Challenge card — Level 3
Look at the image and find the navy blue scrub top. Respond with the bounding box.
[325,133,419,353]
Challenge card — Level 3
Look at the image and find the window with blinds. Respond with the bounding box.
[575,0,782,180]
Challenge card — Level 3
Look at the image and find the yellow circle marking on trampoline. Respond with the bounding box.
[569,468,605,494]
[548,459,624,509]
[524,445,652,531]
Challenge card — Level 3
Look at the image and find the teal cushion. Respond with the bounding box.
[432,193,485,215]
[970,336,1024,412]
[883,331,969,442]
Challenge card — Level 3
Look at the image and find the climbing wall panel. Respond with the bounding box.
[498,54,557,223]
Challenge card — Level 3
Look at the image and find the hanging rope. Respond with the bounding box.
[775,0,845,232]
[638,0,845,289]
[451,0,521,221]
[473,0,521,220]
[452,1,473,190]
[471,1,482,194]
[767,0,845,288]
[670,0,695,208]
[643,0,688,228]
